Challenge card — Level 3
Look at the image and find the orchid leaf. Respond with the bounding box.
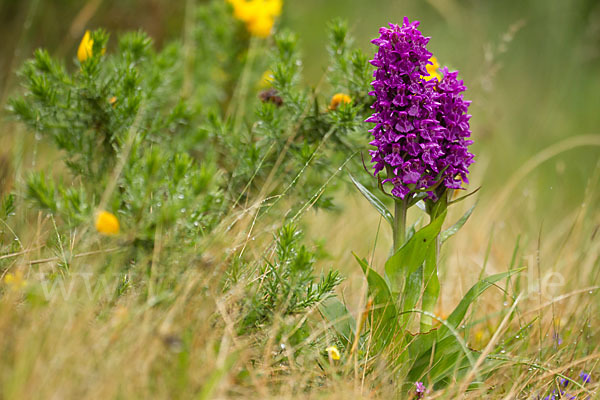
[440,202,476,243]
[349,173,393,228]
[437,269,524,341]
[448,187,480,206]
[385,210,447,293]
[318,297,356,346]
[420,244,440,331]
[353,253,397,351]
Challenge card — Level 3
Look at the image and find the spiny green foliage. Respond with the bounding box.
[10,29,222,246]
[8,12,374,258]
[213,21,375,213]
[5,0,361,361]
[327,19,373,104]
[241,224,342,333]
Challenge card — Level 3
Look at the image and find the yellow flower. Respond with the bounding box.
[77,30,94,62]
[264,0,282,16]
[329,93,352,110]
[227,0,282,38]
[95,210,120,235]
[326,345,341,360]
[4,270,27,291]
[474,329,485,345]
[423,56,441,82]
[259,70,274,88]
[247,15,275,38]
[230,0,256,21]
[77,30,105,62]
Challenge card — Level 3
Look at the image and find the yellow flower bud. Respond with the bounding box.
[228,0,251,21]
[95,210,120,235]
[247,15,275,38]
[326,345,341,360]
[227,0,282,38]
[4,270,27,290]
[77,30,105,63]
[264,0,282,16]
[259,70,274,88]
[329,93,352,110]
[77,30,94,62]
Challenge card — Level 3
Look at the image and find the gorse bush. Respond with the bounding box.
[239,224,342,348]
[5,0,367,371]
[10,30,221,243]
[8,3,372,252]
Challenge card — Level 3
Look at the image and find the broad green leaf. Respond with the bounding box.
[348,173,393,228]
[438,269,524,341]
[409,337,468,385]
[426,349,470,386]
[318,297,356,346]
[425,191,448,220]
[407,324,436,359]
[402,266,423,327]
[420,241,439,331]
[353,253,398,351]
[406,310,478,387]
[385,210,447,292]
[409,335,457,380]
[440,203,476,243]
[405,216,424,242]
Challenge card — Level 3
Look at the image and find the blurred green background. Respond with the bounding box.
[1,0,599,227]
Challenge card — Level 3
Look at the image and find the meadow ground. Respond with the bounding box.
[0,0,599,399]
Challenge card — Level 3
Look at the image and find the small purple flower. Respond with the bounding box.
[366,18,474,200]
[560,377,569,388]
[580,371,591,384]
[415,381,426,398]
[543,388,577,400]
[552,331,563,346]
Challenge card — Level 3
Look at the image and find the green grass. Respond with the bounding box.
[0,0,599,398]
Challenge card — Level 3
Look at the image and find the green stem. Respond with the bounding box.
[393,197,407,252]
[420,194,447,331]
[228,37,259,132]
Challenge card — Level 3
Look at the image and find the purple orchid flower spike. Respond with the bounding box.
[366,17,474,201]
